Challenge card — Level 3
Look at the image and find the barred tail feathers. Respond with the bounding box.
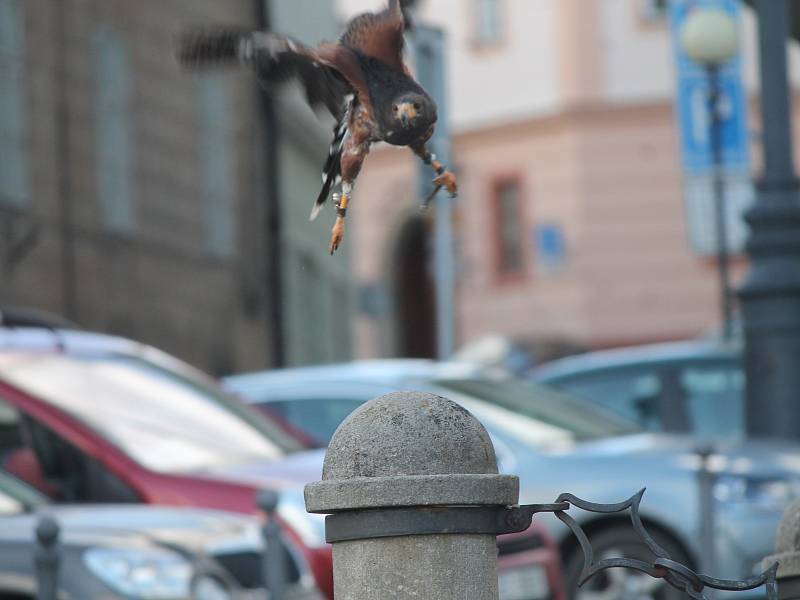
[310,103,351,221]
[311,170,338,221]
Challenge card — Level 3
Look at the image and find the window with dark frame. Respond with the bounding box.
[494,180,524,277]
[475,0,502,44]
[198,74,235,258]
[0,0,29,207]
[93,28,135,233]
[640,0,668,22]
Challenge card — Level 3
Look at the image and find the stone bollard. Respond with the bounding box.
[765,499,800,600]
[305,392,519,600]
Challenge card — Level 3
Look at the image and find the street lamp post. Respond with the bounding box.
[739,0,800,439]
[680,7,740,342]
[413,25,456,361]
[679,9,741,584]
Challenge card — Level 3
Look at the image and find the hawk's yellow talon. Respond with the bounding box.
[433,171,458,196]
[329,216,345,255]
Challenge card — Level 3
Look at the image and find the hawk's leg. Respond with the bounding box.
[329,131,370,255]
[410,142,458,209]
[329,183,352,255]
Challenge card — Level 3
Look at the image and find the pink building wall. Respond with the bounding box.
[337,0,787,359]
[350,101,747,359]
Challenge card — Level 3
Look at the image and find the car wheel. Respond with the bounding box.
[563,526,692,600]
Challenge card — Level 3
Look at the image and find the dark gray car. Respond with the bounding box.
[0,471,322,600]
[531,340,743,436]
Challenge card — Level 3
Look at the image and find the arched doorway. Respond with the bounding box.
[392,214,437,358]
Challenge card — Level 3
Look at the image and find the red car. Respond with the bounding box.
[0,322,564,600]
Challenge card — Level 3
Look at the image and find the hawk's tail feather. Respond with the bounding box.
[310,100,351,221]
[310,173,336,221]
[177,28,253,68]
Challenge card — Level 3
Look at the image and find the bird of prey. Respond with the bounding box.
[178,0,457,254]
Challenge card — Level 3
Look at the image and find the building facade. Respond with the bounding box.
[337,0,796,360]
[0,0,353,374]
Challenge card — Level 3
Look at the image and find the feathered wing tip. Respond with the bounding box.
[176,28,251,68]
[390,0,415,29]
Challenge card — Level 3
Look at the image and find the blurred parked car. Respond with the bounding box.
[531,340,743,436]
[0,320,561,600]
[0,470,320,599]
[225,359,798,600]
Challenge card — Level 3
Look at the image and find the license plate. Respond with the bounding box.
[499,565,549,600]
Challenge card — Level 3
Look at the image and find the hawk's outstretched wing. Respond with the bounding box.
[340,0,408,72]
[177,1,417,223]
[178,28,354,119]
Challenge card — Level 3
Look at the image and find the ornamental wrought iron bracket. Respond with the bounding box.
[325,488,779,600]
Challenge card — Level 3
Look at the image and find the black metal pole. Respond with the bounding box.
[257,490,286,600]
[255,0,285,367]
[739,0,800,439]
[55,0,78,321]
[708,66,733,342]
[34,517,60,600]
[696,445,716,592]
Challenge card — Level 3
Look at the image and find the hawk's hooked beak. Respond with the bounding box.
[396,102,418,128]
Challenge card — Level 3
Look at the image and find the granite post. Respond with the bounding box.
[305,392,519,599]
[764,500,800,600]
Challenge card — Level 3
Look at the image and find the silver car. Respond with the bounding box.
[225,359,798,600]
[0,470,323,600]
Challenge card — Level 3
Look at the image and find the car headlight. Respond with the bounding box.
[83,547,194,599]
[193,575,231,600]
[714,475,800,511]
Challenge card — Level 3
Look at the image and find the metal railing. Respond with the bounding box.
[508,489,778,600]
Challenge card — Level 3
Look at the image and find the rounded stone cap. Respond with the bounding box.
[305,392,519,513]
[765,499,800,578]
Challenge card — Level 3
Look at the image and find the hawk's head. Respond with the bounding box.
[385,91,437,146]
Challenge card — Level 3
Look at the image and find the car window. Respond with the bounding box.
[0,471,46,513]
[259,398,364,449]
[680,365,744,436]
[252,389,539,470]
[437,378,642,440]
[0,397,21,456]
[537,371,663,431]
[0,352,295,473]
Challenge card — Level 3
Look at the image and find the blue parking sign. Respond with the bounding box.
[670,0,750,174]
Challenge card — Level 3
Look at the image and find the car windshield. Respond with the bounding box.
[0,471,47,514]
[0,352,297,472]
[436,378,643,441]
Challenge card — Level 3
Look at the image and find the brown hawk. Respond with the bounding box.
[178,0,457,254]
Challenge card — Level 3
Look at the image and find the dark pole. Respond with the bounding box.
[707,66,733,342]
[257,490,286,600]
[34,517,60,600]
[696,445,717,588]
[739,0,800,439]
[413,26,455,360]
[55,0,78,321]
[255,0,285,367]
